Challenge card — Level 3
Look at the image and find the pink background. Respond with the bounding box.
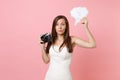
[0,0,120,80]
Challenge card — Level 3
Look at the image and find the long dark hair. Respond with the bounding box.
[46,15,73,54]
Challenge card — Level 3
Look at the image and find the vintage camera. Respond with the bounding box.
[40,33,52,44]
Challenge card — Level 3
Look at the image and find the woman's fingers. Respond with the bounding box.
[81,17,88,24]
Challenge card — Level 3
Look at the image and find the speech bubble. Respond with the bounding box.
[70,7,88,26]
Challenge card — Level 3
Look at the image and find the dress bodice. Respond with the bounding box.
[49,45,72,67]
[45,45,73,80]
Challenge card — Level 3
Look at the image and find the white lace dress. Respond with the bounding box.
[45,45,73,80]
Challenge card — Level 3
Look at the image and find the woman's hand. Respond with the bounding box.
[39,37,45,48]
[81,17,88,27]
[39,35,50,64]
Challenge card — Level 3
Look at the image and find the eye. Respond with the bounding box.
[56,23,58,26]
[61,23,65,26]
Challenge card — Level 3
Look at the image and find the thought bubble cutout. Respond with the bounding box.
[70,7,88,26]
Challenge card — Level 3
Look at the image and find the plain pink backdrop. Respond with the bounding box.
[0,0,120,80]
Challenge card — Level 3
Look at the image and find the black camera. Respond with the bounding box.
[40,33,52,44]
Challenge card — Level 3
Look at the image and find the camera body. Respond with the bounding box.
[40,33,52,44]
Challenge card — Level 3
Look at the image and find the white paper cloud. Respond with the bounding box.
[70,7,88,26]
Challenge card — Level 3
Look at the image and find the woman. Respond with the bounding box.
[40,15,96,80]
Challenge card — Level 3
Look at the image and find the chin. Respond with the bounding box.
[57,32,64,35]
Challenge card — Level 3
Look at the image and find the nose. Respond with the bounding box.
[59,26,62,29]
[58,25,62,29]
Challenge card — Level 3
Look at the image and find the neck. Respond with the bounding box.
[57,34,64,41]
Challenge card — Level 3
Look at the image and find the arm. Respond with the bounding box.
[72,17,96,48]
[40,39,50,64]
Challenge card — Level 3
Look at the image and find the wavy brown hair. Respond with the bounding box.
[46,15,73,54]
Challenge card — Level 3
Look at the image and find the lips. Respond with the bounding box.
[58,30,63,32]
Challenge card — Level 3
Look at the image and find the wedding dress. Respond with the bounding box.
[45,45,73,80]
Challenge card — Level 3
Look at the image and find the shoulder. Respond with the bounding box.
[70,36,79,47]
[70,36,74,42]
[70,35,84,47]
[70,36,81,43]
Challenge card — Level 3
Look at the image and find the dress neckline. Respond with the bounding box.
[52,45,66,53]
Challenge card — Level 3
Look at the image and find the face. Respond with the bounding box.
[55,18,66,35]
